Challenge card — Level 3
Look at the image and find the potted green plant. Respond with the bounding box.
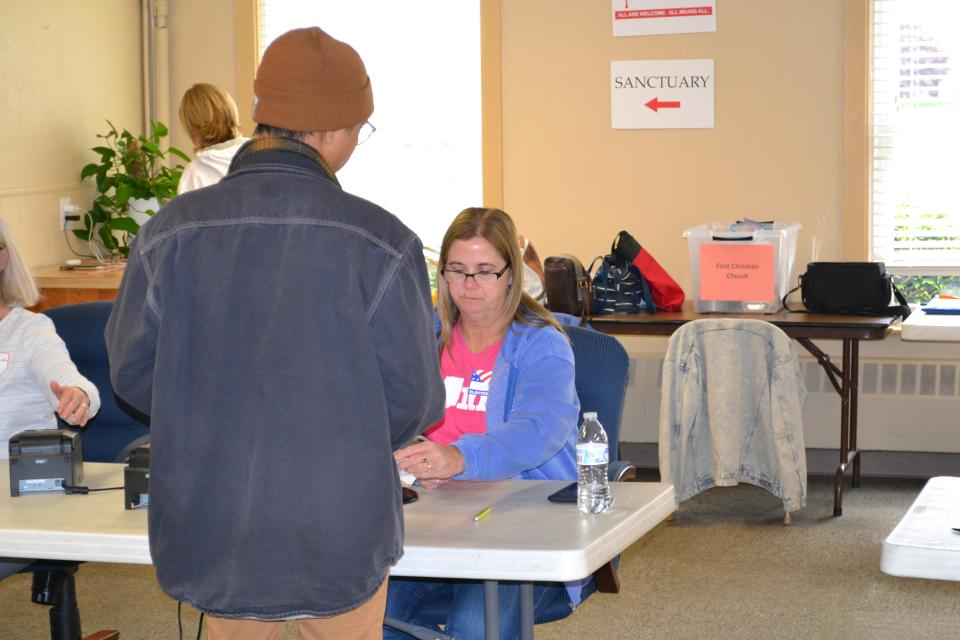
[78,120,190,259]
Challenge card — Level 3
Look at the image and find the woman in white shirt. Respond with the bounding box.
[1,218,102,579]
[176,83,249,194]
[0,219,100,454]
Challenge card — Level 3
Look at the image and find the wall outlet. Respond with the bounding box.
[59,197,82,230]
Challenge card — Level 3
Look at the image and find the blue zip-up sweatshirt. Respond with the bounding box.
[446,318,579,482]
[434,317,590,605]
[105,140,445,620]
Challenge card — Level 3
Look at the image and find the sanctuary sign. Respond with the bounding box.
[611,59,715,129]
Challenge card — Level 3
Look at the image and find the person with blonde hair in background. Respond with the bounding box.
[0,217,100,579]
[176,83,248,194]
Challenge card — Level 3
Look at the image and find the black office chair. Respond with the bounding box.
[17,301,149,640]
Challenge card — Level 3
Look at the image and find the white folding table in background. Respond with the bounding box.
[900,309,960,342]
[0,462,675,640]
[881,476,960,582]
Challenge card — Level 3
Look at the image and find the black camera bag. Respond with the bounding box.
[788,262,910,319]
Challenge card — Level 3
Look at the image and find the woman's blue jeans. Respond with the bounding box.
[383,577,571,640]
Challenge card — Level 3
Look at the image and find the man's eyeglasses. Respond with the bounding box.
[441,264,511,285]
[358,121,376,145]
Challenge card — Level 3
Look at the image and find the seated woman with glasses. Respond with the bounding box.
[387,207,583,640]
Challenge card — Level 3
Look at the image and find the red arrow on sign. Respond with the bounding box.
[645,97,681,112]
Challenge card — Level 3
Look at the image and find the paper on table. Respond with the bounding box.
[399,469,416,488]
[921,295,960,315]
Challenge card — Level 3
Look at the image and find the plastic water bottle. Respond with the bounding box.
[577,412,611,514]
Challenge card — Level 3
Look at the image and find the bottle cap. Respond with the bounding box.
[583,411,598,420]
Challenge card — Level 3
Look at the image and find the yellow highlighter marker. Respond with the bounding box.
[473,506,493,522]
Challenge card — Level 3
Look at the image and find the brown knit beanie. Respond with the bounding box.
[253,27,373,132]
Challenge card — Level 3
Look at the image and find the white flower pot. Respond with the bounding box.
[127,197,160,227]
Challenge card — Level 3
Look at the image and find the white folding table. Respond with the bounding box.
[900,309,960,342]
[0,462,675,640]
[881,476,960,582]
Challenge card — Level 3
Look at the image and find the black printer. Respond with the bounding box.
[124,441,150,509]
[8,429,83,497]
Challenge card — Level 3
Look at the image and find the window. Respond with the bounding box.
[871,0,960,301]
[257,1,482,249]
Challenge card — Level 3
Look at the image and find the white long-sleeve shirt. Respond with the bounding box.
[0,307,100,458]
[177,136,248,195]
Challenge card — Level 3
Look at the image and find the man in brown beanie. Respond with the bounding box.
[106,27,444,639]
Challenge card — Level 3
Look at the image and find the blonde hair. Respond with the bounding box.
[436,207,563,352]
[178,83,241,151]
[0,218,40,308]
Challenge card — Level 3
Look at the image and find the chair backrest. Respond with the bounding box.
[565,325,629,462]
[43,301,149,463]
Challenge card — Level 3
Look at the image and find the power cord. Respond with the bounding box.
[61,483,123,495]
[63,228,97,260]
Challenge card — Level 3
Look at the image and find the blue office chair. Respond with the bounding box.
[44,301,150,462]
[17,300,147,640]
[565,324,635,483]
[536,324,635,626]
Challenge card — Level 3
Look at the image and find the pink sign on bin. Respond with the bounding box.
[699,243,775,301]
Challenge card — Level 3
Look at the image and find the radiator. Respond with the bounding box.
[620,353,960,453]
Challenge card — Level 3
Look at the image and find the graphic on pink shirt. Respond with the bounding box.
[456,369,492,412]
[424,325,500,445]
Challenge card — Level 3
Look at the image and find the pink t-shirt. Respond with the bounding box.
[424,323,501,445]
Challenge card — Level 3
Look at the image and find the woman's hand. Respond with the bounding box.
[50,381,92,427]
[395,440,465,484]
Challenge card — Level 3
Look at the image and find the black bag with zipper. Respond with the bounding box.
[543,254,594,324]
[784,262,911,319]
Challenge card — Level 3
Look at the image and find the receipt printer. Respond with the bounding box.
[124,442,150,510]
[8,429,83,497]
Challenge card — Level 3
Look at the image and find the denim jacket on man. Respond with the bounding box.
[659,319,807,512]
[105,139,445,619]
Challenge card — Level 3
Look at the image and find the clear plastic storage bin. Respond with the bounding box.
[683,222,801,313]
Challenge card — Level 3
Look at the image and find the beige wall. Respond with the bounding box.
[166,0,242,155]
[0,1,242,270]
[498,0,845,293]
[0,1,141,268]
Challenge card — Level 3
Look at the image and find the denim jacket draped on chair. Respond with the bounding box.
[659,319,808,512]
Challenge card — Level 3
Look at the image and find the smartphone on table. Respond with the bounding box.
[547,481,578,504]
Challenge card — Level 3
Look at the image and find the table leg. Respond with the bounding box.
[483,580,500,640]
[834,340,852,516]
[519,583,534,640]
[796,337,863,517]
[850,339,861,488]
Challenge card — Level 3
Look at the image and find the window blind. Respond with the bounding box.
[871,0,960,272]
